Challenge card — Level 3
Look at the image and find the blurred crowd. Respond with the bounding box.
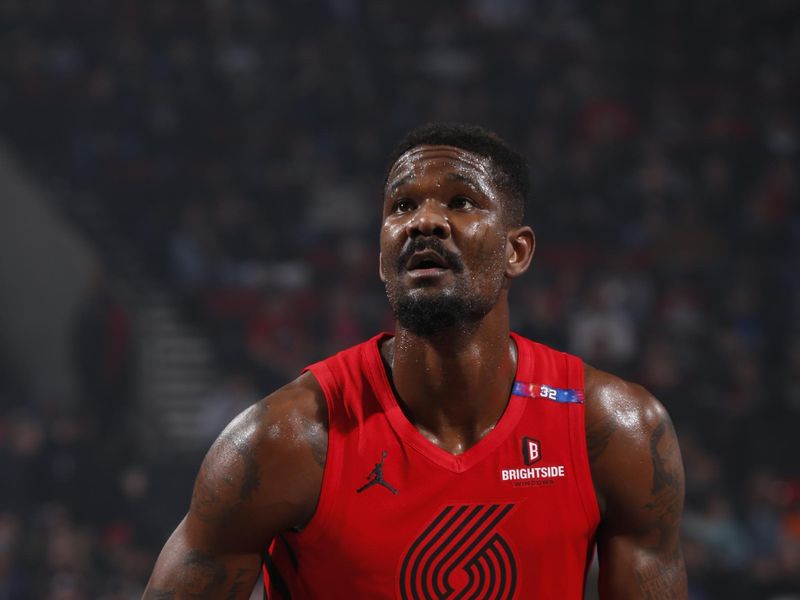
[1,0,799,598]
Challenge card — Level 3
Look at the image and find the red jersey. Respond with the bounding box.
[265,332,600,599]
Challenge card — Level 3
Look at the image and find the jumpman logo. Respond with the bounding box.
[356,450,399,495]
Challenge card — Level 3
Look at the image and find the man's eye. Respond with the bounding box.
[449,196,473,209]
[393,199,414,212]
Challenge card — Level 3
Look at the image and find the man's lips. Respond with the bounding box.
[406,250,449,271]
[396,239,465,274]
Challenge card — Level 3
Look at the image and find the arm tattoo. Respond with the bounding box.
[234,439,263,500]
[649,421,677,495]
[190,448,257,523]
[190,410,265,523]
[638,418,687,598]
[226,567,256,600]
[643,420,683,548]
[635,549,687,599]
[190,459,227,522]
[180,550,228,598]
[586,410,617,463]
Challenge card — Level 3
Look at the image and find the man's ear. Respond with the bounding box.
[379,251,386,283]
[505,226,535,279]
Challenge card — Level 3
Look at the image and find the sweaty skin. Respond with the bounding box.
[143,145,686,599]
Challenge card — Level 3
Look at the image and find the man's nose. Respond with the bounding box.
[405,199,451,239]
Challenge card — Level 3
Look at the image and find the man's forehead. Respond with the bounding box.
[387,144,495,184]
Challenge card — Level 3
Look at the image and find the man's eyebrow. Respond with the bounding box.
[387,171,485,195]
[388,174,415,195]
[444,172,481,191]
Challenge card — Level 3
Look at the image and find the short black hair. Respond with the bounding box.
[386,122,529,225]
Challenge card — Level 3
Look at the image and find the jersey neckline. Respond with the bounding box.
[363,331,530,474]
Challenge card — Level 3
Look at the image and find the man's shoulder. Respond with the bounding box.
[583,365,668,430]
[206,371,330,493]
[582,365,680,516]
[186,372,329,540]
[247,371,329,450]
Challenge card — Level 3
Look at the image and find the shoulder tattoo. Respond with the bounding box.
[637,418,687,598]
[586,407,618,464]
[643,419,683,548]
[190,407,266,523]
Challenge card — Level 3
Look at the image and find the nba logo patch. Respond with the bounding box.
[522,436,541,465]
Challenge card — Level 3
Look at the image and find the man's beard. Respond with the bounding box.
[384,237,502,336]
[392,291,480,335]
[386,260,494,336]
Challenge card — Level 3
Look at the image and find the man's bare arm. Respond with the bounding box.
[586,367,687,600]
[143,373,327,599]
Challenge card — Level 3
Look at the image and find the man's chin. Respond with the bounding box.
[392,293,470,336]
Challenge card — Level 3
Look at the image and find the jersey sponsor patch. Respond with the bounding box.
[501,454,567,487]
[399,504,517,600]
[512,381,584,404]
[501,465,565,481]
[521,436,541,465]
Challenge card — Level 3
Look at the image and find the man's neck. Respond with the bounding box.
[381,310,517,455]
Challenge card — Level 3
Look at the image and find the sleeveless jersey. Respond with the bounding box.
[265,332,600,599]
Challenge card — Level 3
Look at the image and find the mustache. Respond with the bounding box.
[396,238,464,272]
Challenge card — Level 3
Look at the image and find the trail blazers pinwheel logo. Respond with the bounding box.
[399,504,517,600]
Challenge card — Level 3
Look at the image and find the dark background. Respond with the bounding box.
[0,1,798,598]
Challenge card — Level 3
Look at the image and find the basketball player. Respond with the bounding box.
[144,123,687,599]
